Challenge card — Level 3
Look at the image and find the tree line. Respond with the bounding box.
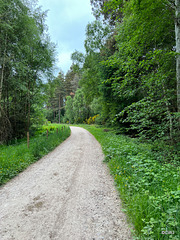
[56,0,179,144]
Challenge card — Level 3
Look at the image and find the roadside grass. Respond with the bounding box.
[81,124,180,240]
[0,124,71,186]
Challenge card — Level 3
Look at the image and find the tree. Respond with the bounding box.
[82,0,179,141]
[0,0,55,142]
[175,0,180,113]
[84,20,111,53]
[71,50,85,69]
[45,71,67,123]
[64,96,74,123]
[64,66,80,96]
[73,89,88,123]
[90,0,125,25]
[0,0,30,140]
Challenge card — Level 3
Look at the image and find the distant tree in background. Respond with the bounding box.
[64,96,74,123]
[45,71,65,123]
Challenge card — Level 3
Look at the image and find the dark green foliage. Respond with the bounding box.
[45,72,66,123]
[0,0,55,143]
[74,0,180,145]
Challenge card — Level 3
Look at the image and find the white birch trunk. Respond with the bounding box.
[0,35,7,117]
[175,0,180,112]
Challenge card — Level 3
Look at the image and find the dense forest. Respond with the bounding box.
[0,0,180,149]
[60,0,180,145]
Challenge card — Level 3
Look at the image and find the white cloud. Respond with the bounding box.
[37,0,95,74]
[61,0,93,21]
[57,51,72,74]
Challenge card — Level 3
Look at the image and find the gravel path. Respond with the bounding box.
[0,127,132,240]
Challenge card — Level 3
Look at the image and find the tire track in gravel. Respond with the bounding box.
[0,127,132,240]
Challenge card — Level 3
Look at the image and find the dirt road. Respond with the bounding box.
[0,127,132,240]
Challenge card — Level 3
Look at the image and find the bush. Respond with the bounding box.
[86,114,100,124]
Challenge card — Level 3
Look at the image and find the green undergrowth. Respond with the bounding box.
[81,125,180,240]
[0,124,70,186]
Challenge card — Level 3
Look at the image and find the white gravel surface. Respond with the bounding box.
[0,126,132,240]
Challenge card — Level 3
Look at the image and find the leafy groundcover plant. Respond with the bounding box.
[0,124,70,186]
[82,125,180,240]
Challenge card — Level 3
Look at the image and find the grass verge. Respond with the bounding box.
[81,124,180,240]
[0,124,71,186]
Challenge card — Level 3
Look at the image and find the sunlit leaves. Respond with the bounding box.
[84,20,111,53]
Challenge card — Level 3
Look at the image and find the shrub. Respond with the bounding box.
[86,114,100,124]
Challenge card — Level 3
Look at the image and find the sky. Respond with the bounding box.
[37,0,95,75]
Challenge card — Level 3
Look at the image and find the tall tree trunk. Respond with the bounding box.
[0,63,5,110]
[27,81,31,133]
[175,0,180,112]
[162,83,173,141]
[0,35,7,118]
[58,94,61,124]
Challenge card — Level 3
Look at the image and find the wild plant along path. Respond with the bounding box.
[0,127,131,240]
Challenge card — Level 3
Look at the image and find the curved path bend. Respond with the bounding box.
[0,127,132,240]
